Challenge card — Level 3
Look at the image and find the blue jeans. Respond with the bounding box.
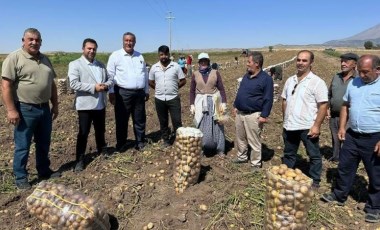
[282,129,322,184]
[14,103,52,183]
[333,129,380,214]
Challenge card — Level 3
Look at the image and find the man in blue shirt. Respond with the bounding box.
[321,55,380,223]
[232,51,274,171]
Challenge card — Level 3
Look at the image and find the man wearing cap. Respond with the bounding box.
[321,55,380,223]
[326,52,358,162]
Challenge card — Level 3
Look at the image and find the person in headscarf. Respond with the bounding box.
[189,53,227,158]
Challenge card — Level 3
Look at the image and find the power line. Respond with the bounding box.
[165,11,175,51]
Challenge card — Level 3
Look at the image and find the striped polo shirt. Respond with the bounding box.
[281,71,328,130]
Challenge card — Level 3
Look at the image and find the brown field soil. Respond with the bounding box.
[1,50,380,230]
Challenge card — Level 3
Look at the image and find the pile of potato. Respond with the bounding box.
[173,127,203,193]
[26,182,110,230]
[264,164,314,230]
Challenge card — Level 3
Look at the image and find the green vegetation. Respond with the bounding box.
[269,46,274,52]
[364,41,374,50]
[323,48,341,58]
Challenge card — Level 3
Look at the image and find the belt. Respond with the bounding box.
[348,128,380,137]
[238,110,259,115]
[19,102,49,108]
[115,85,144,91]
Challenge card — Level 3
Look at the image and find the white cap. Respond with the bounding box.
[198,52,209,60]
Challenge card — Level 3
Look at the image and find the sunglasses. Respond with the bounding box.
[291,84,298,95]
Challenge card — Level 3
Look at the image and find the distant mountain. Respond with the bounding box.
[324,23,380,47]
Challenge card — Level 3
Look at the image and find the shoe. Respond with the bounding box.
[232,158,248,164]
[38,170,61,180]
[16,180,31,190]
[135,143,145,151]
[115,143,129,153]
[320,192,345,206]
[217,152,226,159]
[365,213,380,223]
[251,165,262,173]
[162,140,171,148]
[74,161,84,172]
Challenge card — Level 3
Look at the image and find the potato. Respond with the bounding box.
[264,166,313,229]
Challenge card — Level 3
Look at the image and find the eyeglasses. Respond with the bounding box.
[291,84,298,95]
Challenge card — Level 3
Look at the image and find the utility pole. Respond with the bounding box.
[165,11,175,51]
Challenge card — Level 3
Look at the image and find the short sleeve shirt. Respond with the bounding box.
[1,49,56,104]
[344,76,380,133]
[281,72,328,130]
[149,61,185,101]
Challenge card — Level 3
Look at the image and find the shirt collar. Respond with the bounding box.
[21,48,43,60]
[122,49,135,57]
[81,55,97,65]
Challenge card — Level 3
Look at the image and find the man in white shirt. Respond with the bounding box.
[281,50,328,188]
[68,38,113,172]
[107,32,149,151]
[149,45,186,146]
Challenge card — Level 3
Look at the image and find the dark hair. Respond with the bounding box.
[123,32,136,41]
[82,38,98,49]
[249,51,264,68]
[23,28,41,39]
[297,50,314,63]
[158,45,170,54]
[211,63,218,70]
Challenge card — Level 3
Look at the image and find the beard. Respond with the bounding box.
[160,58,170,65]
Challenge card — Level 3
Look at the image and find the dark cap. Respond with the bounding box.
[340,53,359,62]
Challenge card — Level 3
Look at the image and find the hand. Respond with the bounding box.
[232,108,237,118]
[190,105,195,115]
[219,103,227,114]
[307,125,320,139]
[325,109,331,121]
[338,128,346,141]
[7,109,20,126]
[258,117,268,129]
[109,93,115,105]
[51,105,59,120]
[145,93,149,101]
[374,141,380,157]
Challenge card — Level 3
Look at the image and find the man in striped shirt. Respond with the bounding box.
[281,50,328,188]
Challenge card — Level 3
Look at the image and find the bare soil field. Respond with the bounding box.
[1,50,380,229]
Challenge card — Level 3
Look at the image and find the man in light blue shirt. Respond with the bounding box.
[322,55,380,223]
[107,32,149,151]
[149,45,186,146]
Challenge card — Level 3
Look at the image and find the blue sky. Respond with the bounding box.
[0,0,379,54]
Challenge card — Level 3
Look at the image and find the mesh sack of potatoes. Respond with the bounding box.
[173,127,203,193]
[264,164,314,230]
[26,181,110,230]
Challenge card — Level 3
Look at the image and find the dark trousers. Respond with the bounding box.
[114,86,146,149]
[282,129,322,184]
[329,116,343,161]
[154,96,182,141]
[76,109,106,162]
[333,129,380,214]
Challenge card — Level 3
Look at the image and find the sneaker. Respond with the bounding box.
[38,170,61,180]
[74,161,84,172]
[320,192,345,206]
[16,180,32,190]
[365,213,380,223]
[217,152,226,159]
[251,165,262,173]
[232,158,248,164]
